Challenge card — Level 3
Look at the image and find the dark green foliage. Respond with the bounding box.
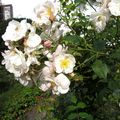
[0,85,40,120]
[92,60,109,79]
[52,1,120,120]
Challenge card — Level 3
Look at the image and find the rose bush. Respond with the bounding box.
[1,0,120,119]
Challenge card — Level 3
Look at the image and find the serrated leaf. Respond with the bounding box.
[92,60,109,79]
[68,113,78,120]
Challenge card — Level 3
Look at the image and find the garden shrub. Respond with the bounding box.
[0,0,120,120]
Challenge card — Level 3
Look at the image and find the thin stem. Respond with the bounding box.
[81,54,96,67]
[78,47,105,55]
[86,0,96,12]
[116,17,119,37]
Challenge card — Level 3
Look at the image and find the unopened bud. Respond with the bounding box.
[44,40,52,48]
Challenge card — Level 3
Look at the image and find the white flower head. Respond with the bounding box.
[2,20,29,41]
[53,73,70,94]
[90,8,110,32]
[54,54,76,74]
[34,0,59,25]
[39,60,72,94]
[2,49,29,77]
[108,0,120,16]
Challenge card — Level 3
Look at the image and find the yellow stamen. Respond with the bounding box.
[60,58,70,69]
[47,7,52,16]
[47,7,55,21]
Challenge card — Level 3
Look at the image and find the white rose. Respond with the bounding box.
[54,54,76,74]
[2,49,29,77]
[34,0,59,25]
[2,20,29,41]
[108,0,120,16]
[90,8,110,32]
[54,73,70,94]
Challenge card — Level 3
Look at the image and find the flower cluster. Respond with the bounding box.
[40,44,75,94]
[82,0,120,32]
[2,0,119,95]
[1,0,75,95]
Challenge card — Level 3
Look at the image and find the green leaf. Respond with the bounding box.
[108,80,120,90]
[70,95,77,104]
[79,112,93,120]
[74,0,80,3]
[86,114,94,120]
[77,102,87,109]
[66,105,78,113]
[79,112,89,118]
[92,60,109,79]
[112,48,120,60]
[68,113,78,120]
[94,40,106,51]
[63,35,80,44]
[46,106,55,111]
